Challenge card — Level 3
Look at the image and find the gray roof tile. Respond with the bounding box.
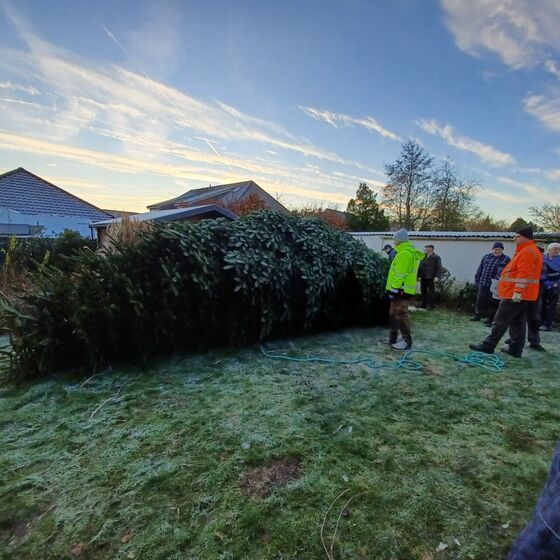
[0,167,113,221]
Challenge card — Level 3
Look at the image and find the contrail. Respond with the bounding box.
[198,137,235,175]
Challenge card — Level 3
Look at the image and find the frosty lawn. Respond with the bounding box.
[1,310,559,559]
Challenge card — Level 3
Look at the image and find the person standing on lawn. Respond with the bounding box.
[508,435,560,559]
[540,242,560,331]
[469,226,544,358]
[384,229,424,350]
[418,244,443,310]
[471,242,511,322]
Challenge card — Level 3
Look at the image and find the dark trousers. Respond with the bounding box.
[389,298,412,345]
[508,437,560,559]
[483,300,528,354]
[420,278,435,309]
[541,287,559,329]
[474,284,491,317]
[527,298,542,345]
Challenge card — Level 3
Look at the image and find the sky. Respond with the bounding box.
[0,0,559,220]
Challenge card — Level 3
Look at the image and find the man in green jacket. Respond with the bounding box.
[384,229,425,350]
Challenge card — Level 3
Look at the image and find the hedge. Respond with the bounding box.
[2,211,390,378]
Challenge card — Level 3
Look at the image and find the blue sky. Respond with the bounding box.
[0,0,559,220]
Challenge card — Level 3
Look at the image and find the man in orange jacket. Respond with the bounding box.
[469,227,544,358]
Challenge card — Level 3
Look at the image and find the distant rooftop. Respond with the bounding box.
[90,204,238,228]
[0,167,112,221]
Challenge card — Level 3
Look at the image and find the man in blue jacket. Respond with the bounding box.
[471,242,511,322]
[540,242,560,331]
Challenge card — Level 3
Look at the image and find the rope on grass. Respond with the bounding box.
[260,346,505,373]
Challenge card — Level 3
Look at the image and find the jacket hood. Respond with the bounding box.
[395,241,425,261]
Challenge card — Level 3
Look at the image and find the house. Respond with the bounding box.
[351,231,560,288]
[147,180,290,214]
[89,204,238,243]
[0,167,113,238]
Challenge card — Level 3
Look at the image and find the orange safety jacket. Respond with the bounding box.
[497,240,543,301]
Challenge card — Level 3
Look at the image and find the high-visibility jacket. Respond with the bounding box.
[385,241,425,295]
[497,240,543,301]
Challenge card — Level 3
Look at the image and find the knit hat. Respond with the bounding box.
[383,244,392,251]
[492,242,504,249]
[515,226,534,240]
[393,229,409,243]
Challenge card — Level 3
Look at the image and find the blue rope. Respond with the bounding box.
[260,345,505,373]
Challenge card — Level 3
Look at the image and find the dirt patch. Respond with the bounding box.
[240,457,302,498]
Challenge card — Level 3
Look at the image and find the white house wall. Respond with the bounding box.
[351,233,517,288]
[0,207,94,238]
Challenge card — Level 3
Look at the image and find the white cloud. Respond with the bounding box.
[496,176,558,203]
[417,119,515,166]
[441,0,560,70]
[524,92,560,131]
[300,107,401,141]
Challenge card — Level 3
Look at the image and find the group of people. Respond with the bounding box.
[382,226,560,356]
[382,225,560,558]
[468,227,560,358]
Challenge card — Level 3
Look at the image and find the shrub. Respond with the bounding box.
[2,211,389,378]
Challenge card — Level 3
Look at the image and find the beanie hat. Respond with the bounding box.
[393,229,409,243]
[515,226,534,240]
[383,244,392,251]
[492,242,504,249]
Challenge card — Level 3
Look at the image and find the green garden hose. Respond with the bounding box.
[260,345,505,373]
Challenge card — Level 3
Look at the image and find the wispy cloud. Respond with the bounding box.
[417,119,515,166]
[0,4,382,209]
[300,107,401,141]
[524,92,560,132]
[441,0,560,71]
[496,176,558,203]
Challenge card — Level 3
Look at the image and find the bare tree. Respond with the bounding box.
[530,203,560,232]
[429,159,479,230]
[382,140,434,229]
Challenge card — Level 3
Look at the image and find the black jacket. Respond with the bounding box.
[418,253,443,280]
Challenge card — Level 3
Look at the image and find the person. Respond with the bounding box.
[417,244,443,310]
[469,226,544,358]
[471,242,511,322]
[383,229,424,350]
[382,243,397,262]
[540,242,560,331]
[508,436,560,559]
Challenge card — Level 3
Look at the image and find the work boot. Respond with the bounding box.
[380,338,397,345]
[484,319,493,326]
[501,347,522,358]
[470,315,481,321]
[469,342,494,354]
[540,326,551,332]
[391,340,411,350]
[529,343,545,351]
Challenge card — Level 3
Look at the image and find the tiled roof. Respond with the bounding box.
[0,167,112,221]
[148,181,255,210]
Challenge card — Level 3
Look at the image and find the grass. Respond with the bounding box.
[1,310,559,559]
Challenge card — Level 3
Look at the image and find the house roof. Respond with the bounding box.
[351,231,560,240]
[89,204,238,228]
[147,180,257,210]
[0,167,112,221]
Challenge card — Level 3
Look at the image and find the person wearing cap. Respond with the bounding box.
[469,226,544,358]
[540,242,560,331]
[417,244,443,309]
[382,243,397,262]
[384,229,425,350]
[471,242,511,322]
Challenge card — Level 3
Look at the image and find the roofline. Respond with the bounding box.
[147,180,259,210]
[89,203,238,228]
[350,231,560,239]
[0,167,114,219]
